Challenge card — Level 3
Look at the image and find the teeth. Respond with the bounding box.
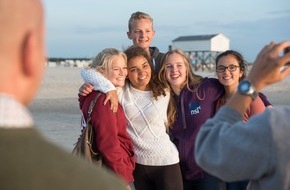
[223,76,231,80]
[171,75,179,78]
[116,77,125,81]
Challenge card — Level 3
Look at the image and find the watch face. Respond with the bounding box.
[238,80,257,100]
[238,80,250,93]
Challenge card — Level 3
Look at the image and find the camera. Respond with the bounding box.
[284,46,290,66]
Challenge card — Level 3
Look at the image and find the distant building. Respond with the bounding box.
[46,58,92,68]
[171,33,230,71]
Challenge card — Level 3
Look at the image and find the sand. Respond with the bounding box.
[29,67,84,152]
[29,66,290,152]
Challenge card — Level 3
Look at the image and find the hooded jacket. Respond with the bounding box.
[170,77,224,180]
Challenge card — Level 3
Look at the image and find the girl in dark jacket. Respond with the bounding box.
[159,49,225,190]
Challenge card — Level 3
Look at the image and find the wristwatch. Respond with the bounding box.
[237,80,258,100]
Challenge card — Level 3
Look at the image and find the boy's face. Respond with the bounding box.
[127,18,155,50]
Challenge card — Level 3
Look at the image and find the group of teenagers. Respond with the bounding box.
[3,0,290,189]
[78,11,272,190]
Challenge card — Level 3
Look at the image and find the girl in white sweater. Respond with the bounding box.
[80,46,182,190]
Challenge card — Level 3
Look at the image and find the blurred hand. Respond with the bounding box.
[78,82,93,96]
[248,41,290,91]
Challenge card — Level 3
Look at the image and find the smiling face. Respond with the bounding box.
[103,55,127,87]
[127,55,151,91]
[127,18,155,50]
[216,54,243,89]
[164,53,187,93]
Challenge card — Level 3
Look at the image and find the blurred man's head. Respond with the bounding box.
[0,0,45,105]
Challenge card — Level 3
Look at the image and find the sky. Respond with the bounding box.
[43,0,290,62]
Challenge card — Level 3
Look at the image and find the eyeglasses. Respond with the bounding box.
[216,65,240,73]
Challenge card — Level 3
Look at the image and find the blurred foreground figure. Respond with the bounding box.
[195,41,290,190]
[0,0,127,189]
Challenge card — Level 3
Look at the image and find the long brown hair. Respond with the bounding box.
[158,49,204,127]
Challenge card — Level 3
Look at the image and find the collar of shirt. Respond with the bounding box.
[0,94,34,128]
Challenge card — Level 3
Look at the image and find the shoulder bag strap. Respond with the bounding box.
[86,92,101,156]
[87,92,101,124]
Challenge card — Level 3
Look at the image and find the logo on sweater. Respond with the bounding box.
[189,102,201,115]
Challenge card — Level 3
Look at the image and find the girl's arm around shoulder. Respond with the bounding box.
[202,77,224,96]
[259,92,272,107]
[204,77,223,88]
[81,67,116,93]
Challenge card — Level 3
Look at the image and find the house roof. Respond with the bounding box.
[172,34,219,42]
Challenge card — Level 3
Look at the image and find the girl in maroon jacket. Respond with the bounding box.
[79,48,135,189]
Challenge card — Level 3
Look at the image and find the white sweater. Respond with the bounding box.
[81,68,179,166]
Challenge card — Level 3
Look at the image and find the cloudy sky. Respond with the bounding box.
[42,0,290,62]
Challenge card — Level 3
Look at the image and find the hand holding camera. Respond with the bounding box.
[284,46,290,66]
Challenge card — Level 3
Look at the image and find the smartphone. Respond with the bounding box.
[284,46,290,66]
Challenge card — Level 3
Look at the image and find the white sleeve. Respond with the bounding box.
[80,68,116,93]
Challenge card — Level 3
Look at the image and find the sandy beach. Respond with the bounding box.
[29,66,290,152]
[29,67,84,152]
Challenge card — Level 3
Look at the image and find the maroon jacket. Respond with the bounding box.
[79,91,135,184]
